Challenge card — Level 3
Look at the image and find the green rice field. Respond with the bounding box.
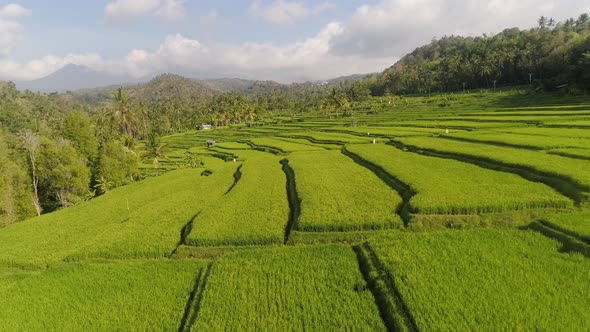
[1,91,590,330]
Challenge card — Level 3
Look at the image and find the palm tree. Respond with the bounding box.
[113,87,132,137]
[538,16,547,29]
[100,87,146,141]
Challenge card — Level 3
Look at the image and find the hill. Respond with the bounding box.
[353,15,590,96]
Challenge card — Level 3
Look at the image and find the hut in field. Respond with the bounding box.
[206,139,216,148]
[198,123,212,130]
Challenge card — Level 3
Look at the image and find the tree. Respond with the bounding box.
[22,129,42,216]
[61,111,98,166]
[100,87,144,142]
[37,137,91,209]
[95,140,138,194]
[0,132,35,225]
[538,16,547,29]
[322,89,351,118]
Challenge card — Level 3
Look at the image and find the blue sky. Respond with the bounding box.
[1,0,590,82]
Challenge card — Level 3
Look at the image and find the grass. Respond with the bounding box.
[272,136,339,150]
[0,158,237,268]
[548,148,590,160]
[396,136,590,197]
[541,210,590,243]
[545,119,590,127]
[214,142,251,150]
[190,245,386,331]
[368,229,590,331]
[280,131,372,144]
[247,137,325,152]
[0,259,207,330]
[288,150,403,231]
[323,125,459,137]
[185,151,289,246]
[448,131,590,150]
[345,143,572,215]
[383,120,525,129]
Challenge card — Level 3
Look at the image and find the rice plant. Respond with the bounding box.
[345,143,572,215]
[185,151,289,246]
[369,229,590,331]
[289,150,403,231]
[191,245,386,331]
[0,259,207,330]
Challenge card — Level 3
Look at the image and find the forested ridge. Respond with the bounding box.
[350,14,590,96]
[1,13,590,226]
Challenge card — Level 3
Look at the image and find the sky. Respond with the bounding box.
[1,0,589,82]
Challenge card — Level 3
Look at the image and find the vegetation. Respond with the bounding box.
[247,137,325,153]
[191,245,385,331]
[288,150,403,231]
[0,259,207,330]
[448,130,590,150]
[345,143,572,215]
[352,14,590,96]
[542,210,590,242]
[0,158,236,268]
[368,229,590,330]
[185,152,289,246]
[395,136,590,201]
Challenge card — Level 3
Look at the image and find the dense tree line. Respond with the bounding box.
[0,83,139,226]
[347,14,590,96]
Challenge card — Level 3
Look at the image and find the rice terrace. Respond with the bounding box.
[1,2,590,331]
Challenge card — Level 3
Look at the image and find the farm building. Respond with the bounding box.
[198,124,212,130]
[206,139,216,147]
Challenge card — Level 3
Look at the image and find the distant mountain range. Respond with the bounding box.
[14,64,370,93]
[15,64,143,92]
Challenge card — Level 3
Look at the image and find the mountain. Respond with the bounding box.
[15,64,142,93]
[327,73,370,84]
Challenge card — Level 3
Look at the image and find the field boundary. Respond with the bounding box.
[172,213,200,256]
[281,159,301,244]
[178,263,213,332]
[388,140,588,205]
[342,147,414,226]
[538,219,590,245]
[242,141,285,155]
[353,242,417,332]
[280,135,344,146]
[224,165,243,195]
[527,221,590,257]
[546,151,590,161]
[440,135,544,151]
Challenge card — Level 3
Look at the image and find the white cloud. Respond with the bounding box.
[0,4,32,18]
[105,0,185,22]
[105,0,160,21]
[330,0,590,57]
[249,0,334,25]
[0,19,24,56]
[154,0,185,21]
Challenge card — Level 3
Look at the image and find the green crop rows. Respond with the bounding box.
[186,151,289,246]
[288,150,403,231]
[346,143,571,215]
[0,259,207,330]
[368,229,590,330]
[191,245,386,331]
